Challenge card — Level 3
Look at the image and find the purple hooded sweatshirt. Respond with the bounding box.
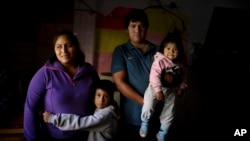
[23,60,99,141]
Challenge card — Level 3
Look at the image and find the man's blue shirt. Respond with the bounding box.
[111,40,158,125]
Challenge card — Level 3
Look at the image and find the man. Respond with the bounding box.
[111,9,159,141]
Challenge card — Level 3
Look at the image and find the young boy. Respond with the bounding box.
[43,79,120,141]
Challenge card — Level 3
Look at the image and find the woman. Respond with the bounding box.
[23,30,100,141]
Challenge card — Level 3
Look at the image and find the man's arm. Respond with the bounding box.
[113,71,144,105]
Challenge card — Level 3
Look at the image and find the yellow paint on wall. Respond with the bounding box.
[95,29,128,52]
[95,9,189,53]
[145,9,187,34]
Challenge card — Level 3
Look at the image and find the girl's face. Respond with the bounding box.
[126,21,147,44]
[54,35,77,65]
[163,42,179,60]
[94,88,112,109]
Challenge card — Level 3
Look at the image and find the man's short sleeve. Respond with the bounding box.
[111,46,125,74]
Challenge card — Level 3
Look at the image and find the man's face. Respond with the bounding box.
[126,21,147,44]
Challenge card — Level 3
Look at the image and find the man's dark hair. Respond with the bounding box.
[124,9,149,28]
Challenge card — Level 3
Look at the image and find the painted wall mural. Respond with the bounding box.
[94,6,189,73]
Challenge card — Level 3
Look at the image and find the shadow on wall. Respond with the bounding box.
[202,7,250,68]
[0,69,31,129]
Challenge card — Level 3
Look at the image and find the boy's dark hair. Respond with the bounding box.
[159,31,185,62]
[124,9,149,28]
[96,79,115,99]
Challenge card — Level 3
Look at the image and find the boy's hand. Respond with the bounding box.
[43,111,51,123]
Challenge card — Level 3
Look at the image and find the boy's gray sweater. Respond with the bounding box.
[48,105,118,141]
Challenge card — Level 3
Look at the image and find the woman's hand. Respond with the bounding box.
[43,111,51,123]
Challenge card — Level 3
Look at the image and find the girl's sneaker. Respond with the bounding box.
[156,132,165,141]
[156,126,168,141]
[139,122,148,138]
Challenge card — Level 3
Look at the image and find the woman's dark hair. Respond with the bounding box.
[50,30,85,64]
[124,9,149,29]
[158,31,185,62]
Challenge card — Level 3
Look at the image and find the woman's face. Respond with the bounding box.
[94,88,112,109]
[54,35,77,65]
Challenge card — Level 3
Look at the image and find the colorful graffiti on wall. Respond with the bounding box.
[94,6,188,73]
